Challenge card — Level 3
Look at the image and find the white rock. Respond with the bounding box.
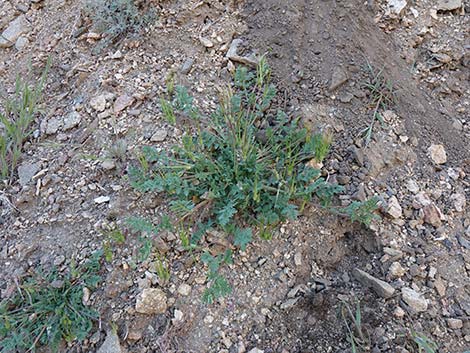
[0,15,30,48]
[388,262,406,278]
[294,252,302,266]
[428,144,447,165]
[63,111,81,130]
[447,168,460,180]
[248,349,264,353]
[393,306,405,318]
[451,193,466,212]
[437,0,462,11]
[447,318,463,329]
[82,287,91,305]
[17,162,40,187]
[387,196,402,219]
[97,330,122,353]
[204,315,214,324]
[101,160,116,170]
[15,36,28,51]
[401,287,428,312]
[406,179,420,194]
[94,196,110,204]
[199,36,214,48]
[388,0,407,15]
[46,117,62,135]
[412,192,431,209]
[111,50,123,59]
[353,268,395,298]
[90,95,107,112]
[177,283,191,296]
[135,288,168,314]
[173,309,183,323]
[150,129,168,142]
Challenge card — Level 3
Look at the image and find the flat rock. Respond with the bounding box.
[353,268,395,298]
[434,278,446,297]
[90,95,107,112]
[428,144,447,164]
[446,318,463,329]
[199,36,214,48]
[226,38,259,67]
[46,117,62,135]
[388,0,407,15]
[94,196,110,204]
[63,111,81,130]
[101,160,116,170]
[437,0,462,11]
[329,67,349,91]
[387,196,402,219]
[17,162,40,187]
[180,58,194,74]
[97,330,122,353]
[412,191,431,209]
[248,349,264,353]
[177,283,191,296]
[135,288,168,315]
[150,129,168,142]
[406,179,420,194]
[0,15,30,48]
[388,262,406,278]
[15,36,28,51]
[423,203,443,227]
[450,193,466,212]
[401,287,428,312]
[114,94,134,114]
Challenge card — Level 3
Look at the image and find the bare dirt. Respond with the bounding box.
[0,0,469,352]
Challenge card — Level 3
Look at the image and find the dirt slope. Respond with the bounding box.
[243,0,469,164]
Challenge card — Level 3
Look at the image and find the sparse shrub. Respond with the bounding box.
[85,0,155,51]
[0,252,102,352]
[128,59,379,302]
[0,62,49,184]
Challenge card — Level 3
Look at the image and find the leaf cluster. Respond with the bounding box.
[201,251,233,304]
[0,252,103,352]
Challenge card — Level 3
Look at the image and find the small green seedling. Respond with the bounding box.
[154,255,170,284]
[410,331,438,353]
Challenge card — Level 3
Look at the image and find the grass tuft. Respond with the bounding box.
[0,252,102,352]
[360,61,397,146]
[0,62,49,184]
[340,300,370,353]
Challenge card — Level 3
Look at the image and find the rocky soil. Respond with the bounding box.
[0,0,469,352]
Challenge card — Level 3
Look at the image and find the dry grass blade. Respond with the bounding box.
[360,61,397,146]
